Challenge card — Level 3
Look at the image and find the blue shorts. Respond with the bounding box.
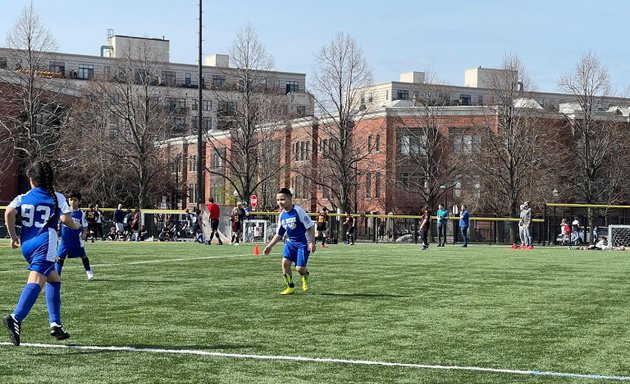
[57,242,86,259]
[282,241,310,267]
[21,228,57,277]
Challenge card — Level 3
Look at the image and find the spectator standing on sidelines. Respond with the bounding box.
[316,208,329,248]
[420,205,431,250]
[94,204,104,240]
[518,204,527,248]
[113,204,125,234]
[230,202,243,245]
[85,204,96,242]
[207,197,223,245]
[242,203,252,243]
[459,204,470,247]
[436,203,448,246]
[344,212,355,245]
[523,201,533,249]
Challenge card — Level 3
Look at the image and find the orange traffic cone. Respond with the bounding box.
[254,244,260,256]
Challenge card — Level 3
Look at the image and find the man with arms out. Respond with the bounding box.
[264,188,316,295]
[207,197,223,245]
[56,192,94,280]
[3,161,82,346]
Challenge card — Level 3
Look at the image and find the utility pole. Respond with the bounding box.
[196,0,205,204]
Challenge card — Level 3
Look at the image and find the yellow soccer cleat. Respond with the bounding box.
[280,287,295,295]
[301,275,310,292]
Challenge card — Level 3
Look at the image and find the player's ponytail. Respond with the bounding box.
[27,160,59,223]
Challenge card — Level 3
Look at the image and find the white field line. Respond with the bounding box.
[0,342,628,381]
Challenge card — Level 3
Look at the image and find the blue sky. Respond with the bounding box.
[1,0,629,94]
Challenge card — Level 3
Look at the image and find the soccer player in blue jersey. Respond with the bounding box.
[3,161,82,346]
[56,192,94,280]
[263,188,316,295]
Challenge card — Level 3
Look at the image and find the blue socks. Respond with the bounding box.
[46,282,62,325]
[13,283,42,322]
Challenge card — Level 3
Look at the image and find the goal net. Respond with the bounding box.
[608,225,630,247]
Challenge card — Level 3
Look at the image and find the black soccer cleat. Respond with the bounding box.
[50,324,71,341]
[3,314,21,346]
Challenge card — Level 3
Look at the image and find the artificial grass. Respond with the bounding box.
[0,241,628,383]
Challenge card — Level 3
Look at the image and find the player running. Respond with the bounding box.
[3,161,82,346]
[264,188,316,295]
[55,191,94,280]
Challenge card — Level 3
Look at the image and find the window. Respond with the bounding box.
[400,132,427,156]
[451,129,481,153]
[188,155,197,172]
[161,70,176,86]
[192,100,198,111]
[375,173,382,198]
[49,61,65,75]
[367,135,372,153]
[202,116,212,130]
[477,95,484,105]
[0,57,7,69]
[77,64,94,80]
[171,116,186,131]
[211,149,224,168]
[375,134,380,152]
[305,142,311,160]
[218,101,236,116]
[167,98,186,112]
[395,89,409,100]
[296,105,306,117]
[286,81,299,93]
[459,94,471,106]
[366,173,372,198]
[188,184,197,205]
[184,72,191,86]
[399,172,411,188]
[300,142,305,161]
[202,100,212,111]
[212,75,225,87]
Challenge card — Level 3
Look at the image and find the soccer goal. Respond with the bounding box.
[608,225,630,247]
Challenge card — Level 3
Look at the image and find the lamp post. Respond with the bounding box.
[233,189,239,205]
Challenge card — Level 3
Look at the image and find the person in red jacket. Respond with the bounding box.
[207,197,223,245]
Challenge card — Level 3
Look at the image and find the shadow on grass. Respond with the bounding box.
[317,292,408,298]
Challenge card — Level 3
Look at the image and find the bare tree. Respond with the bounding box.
[470,54,554,242]
[390,79,461,213]
[207,24,289,204]
[310,32,373,213]
[80,41,175,209]
[558,52,630,237]
[0,4,73,186]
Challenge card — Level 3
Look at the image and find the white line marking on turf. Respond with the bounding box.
[1,342,628,381]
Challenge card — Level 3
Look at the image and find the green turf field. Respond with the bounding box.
[0,241,629,383]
